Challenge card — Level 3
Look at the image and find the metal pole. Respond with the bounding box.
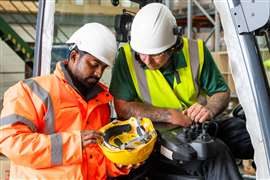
[215,10,221,51]
[187,0,193,39]
[206,28,215,43]
[33,0,46,77]
[193,0,215,25]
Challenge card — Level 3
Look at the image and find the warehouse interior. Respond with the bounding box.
[0,0,239,106]
[1,0,270,179]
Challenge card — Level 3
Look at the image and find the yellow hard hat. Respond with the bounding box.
[98,117,157,165]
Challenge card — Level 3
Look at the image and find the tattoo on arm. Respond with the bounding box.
[205,90,230,117]
[116,101,171,123]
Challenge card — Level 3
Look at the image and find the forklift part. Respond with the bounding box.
[98,117,157,165]
[156,122,219,161]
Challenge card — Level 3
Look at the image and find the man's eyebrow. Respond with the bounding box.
[89,57,108,67]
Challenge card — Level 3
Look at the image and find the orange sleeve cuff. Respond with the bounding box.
[61,131,83,165]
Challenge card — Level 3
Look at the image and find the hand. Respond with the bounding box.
[115,162,143,170]
[169,109,192,127]
[81,130,103,149]
[183,103,214,123]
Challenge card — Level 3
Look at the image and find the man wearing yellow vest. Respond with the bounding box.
[0,23,135,180]
[109,3,242,180]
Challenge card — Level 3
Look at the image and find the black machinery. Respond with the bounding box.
[112,0,162,43]
[115,121,221,180]
[156,122,219,162]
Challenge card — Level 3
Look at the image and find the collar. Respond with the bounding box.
[54,61,106,101]
[159,51,187,75]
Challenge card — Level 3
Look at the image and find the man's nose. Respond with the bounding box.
[94,66,103,78]
[143,55,152,65]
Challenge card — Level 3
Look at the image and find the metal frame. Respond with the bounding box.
[215,0,270,176]
[33,0,45,76]
[230,0,270,167]
[187,0,221,51]
[238,33,270,168]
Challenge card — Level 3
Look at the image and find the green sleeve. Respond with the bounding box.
[109,46,138,101]
[200,44,229,96]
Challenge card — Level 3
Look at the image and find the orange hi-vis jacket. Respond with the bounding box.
[0,61,129,180]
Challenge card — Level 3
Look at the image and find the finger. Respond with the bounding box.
[126,164,133,169]
[133,163,141,169]
[83,133,102,140]
[112,119,120,124]
[186,103,199,118]
[189,104,203,120]
[198,112,210,123]
[185,106,194,118]
[194,109,207,123]
[194,108,210,123]
[115,164,123,169]
[82,131,102,140]
[83,139,98,148]
[201,108,212,122]
[84,139,97,144]
[82,130,103,136]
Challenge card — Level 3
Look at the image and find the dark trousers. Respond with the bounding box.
[209,116,254,159]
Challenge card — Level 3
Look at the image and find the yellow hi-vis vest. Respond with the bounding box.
[123,37,205,110]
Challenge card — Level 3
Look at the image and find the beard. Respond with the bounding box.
[74,75,99,90]
[65,63,100,97]
[84,76,100,88]
[72,74,100,94]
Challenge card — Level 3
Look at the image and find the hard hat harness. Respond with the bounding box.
[102,118,155,150]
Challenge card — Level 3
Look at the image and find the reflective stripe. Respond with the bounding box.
[197,40,204,78]
[188,39,200,94]
[124,43,182,108]
[132,51,152,104]
[50,133,63,166]
[124,38,205,108]
[0,114,37,132]
[24,79,55,134]
[123,44,142,99]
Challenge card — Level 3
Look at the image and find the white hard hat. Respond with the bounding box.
[67,23,117,66]
[130,3,177,55]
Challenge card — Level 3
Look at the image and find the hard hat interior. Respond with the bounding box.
[102,118,154,150]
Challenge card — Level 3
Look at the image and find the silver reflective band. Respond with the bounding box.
[132,51,152,104]
[50,133,63,166]
[0,114,37,132]
[24,79,55,134]
[188,39,200,95]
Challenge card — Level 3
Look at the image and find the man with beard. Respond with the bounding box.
[0,23,134,180]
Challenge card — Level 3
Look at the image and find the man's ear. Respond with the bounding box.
[69,50,80,63]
